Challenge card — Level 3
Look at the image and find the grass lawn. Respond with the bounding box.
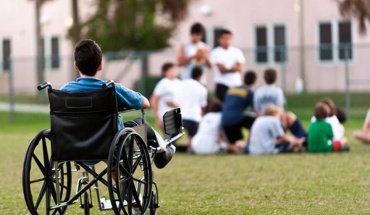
[2,93,370,214]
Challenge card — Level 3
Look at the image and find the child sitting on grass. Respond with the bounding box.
[308,102,349,153]
[61,39,175,168]
[249,105,304,155]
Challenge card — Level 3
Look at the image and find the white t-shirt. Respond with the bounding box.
[153,78,181,120]
[249,116,285,155]
[180,41,209,79]
[210,46,245,87]
[191,112,222,154]
[311,115,344,141]
[178,79,208,122]
[254,85,286,114]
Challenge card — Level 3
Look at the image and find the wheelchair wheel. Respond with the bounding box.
[84,192,90,215]
[108,128,153,215]
[149,191,157,215]
[23,129,72,215]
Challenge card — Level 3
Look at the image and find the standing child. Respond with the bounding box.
[308,102,348,152]
[211,29,245,101]
[151,63,181,130]
[178,67,208,150]
[177,22,211,80]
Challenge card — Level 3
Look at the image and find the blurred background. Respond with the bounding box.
[0,0,369,118]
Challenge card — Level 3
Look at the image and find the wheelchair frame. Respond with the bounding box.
[22,81,183,215]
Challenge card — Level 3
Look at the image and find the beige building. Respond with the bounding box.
[0,0,370,95]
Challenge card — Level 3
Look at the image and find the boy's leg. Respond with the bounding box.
[124,118,175,169]
[241,115,256,129]
[215,83,229,102]
[285,112,307,139]
[182,119,199,150]
[223,124,245,153]
[353,130,370,144]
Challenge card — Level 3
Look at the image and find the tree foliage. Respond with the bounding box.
[337,0,370,34]
[68,0,192,52]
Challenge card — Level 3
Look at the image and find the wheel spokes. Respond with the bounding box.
[34,181,48,210]
[131,183,143,211]
[32,153,47,176]
[131,154,143,173]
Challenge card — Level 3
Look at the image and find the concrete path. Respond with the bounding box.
[0,102,49,114]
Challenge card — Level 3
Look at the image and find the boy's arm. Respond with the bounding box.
[150,94,163,129]
[177,44,192,66]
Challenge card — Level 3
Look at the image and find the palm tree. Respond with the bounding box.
[336,0,370,33]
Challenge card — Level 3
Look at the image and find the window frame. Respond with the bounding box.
[317,20,353,64]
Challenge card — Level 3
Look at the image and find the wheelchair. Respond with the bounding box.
[22,81,183,215]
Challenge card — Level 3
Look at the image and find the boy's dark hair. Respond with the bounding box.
[190,23,205,35]
[161,62,175,76]
[191,66,203,80]
[320,98,336,117]
[314,102,330,120]
[206,98,223,113]
[217,29,232,39]
[336,108,347,124]
[74,39,102,76]
[264,68,277,84]
[244,70,257,86]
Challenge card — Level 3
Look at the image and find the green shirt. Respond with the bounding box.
[308,120,334,153]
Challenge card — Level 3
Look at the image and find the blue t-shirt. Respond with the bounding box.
[61,77,144,129]
[221,86,254,127]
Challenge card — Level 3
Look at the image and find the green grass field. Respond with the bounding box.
[2,93,370,214]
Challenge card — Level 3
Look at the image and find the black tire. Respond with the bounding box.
[107,128,153,215]
[149,191,157,215]
[23,129,72,215]
[84,192,90,215]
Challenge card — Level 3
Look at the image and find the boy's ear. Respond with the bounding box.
[73,61,79,72]
[98,61,102,71]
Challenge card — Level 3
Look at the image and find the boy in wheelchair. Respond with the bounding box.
[62,39,176,169]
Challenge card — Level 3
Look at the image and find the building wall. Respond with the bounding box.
[1,0,370,95]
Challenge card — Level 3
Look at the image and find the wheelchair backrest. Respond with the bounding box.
[48,86,118,161]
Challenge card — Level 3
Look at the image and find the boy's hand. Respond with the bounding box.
[166,101,179,108]
[156,118,164,129]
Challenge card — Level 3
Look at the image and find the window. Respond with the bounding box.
[213,27,224,48]
[274,25,286,62]
[256,26,268,63]
[318,21,352,62]
[319,23,333,61]
[51,37,60,69]
[255,25,286,63]
[2,39,11,71]
[338,21,352,60]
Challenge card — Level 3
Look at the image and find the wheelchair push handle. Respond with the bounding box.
[103,80,115,88]
[37,82,53,91]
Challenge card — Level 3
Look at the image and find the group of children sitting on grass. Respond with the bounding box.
[189,69,351,155]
